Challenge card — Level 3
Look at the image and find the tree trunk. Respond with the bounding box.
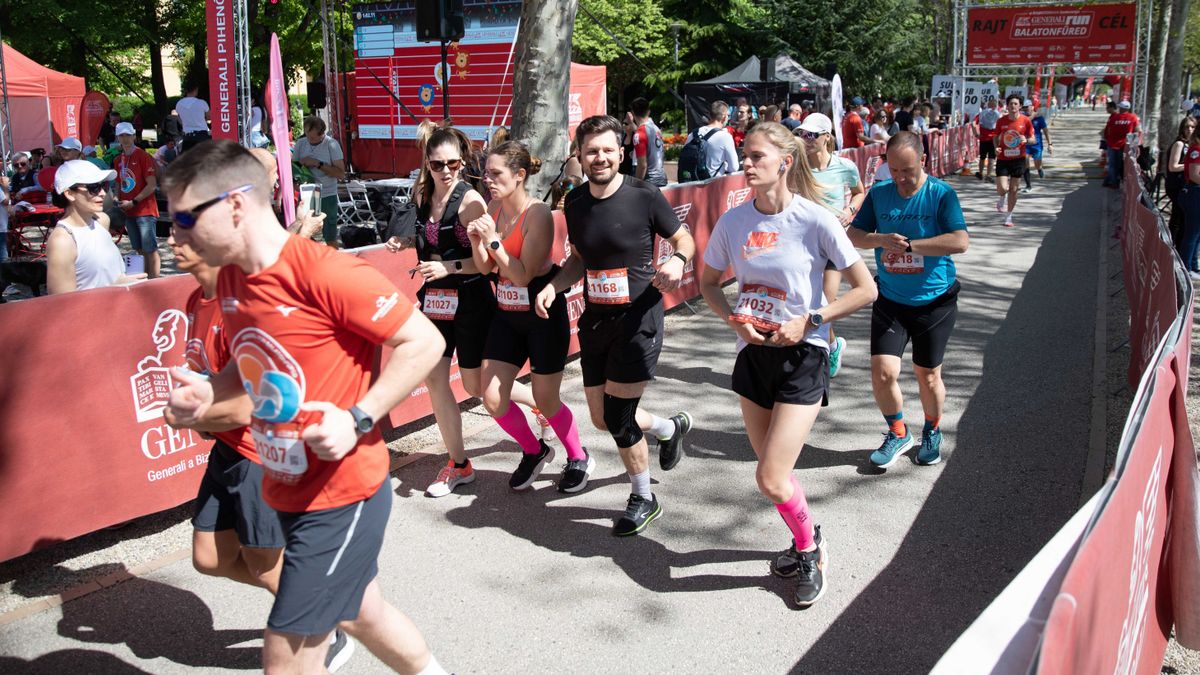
[511,0,579,201]
[145,0,168,119]
[1158,0,1192,159]
[1144,0,1172,153]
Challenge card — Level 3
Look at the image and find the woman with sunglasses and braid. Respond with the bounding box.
[46,160,146,294]
[796,113,865,378]
[386,128,547,497]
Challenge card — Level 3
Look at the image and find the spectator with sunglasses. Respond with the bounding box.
[9,153,37,194]
[45,160,146,294]
[292,116,346,248]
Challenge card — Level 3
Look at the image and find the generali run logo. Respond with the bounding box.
[726,188,751,211]
[131,309,205,470]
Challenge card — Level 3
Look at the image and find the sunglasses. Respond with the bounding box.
[171,184,254,229]
[73,183,106,196]
[14,162,27,168]
[799,130,824,140]
[428,158,463,172]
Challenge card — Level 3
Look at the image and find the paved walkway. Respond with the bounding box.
[0,109,1116,673]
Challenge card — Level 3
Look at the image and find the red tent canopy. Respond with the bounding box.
[2,43,86,153]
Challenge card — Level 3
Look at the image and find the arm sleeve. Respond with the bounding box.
[851,189,878,233]
[634,127,648,158]
[703,216,731,271]
[648,188,682,239]
[936,186,968,233]
[311,254,415,344]
[819,209,863,271]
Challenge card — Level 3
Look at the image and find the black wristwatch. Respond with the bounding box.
[317,161,325,170]
[811,312,825,326]
[672,251,688,264]
[489,240,501,251]
[453,260,463,272]
[904,241,913,253]
[348,406,375,436]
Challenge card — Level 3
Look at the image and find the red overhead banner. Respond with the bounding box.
[966,3,1136,65]
[206,0,239,140]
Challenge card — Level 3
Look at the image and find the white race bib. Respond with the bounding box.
[882,251,925,275]
[730,284,787,331]
[251,423,307,484]
[496,278,530,312]
[586,268,631,305]
[422,288,459,321]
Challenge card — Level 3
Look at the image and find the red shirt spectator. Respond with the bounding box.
[842,110,865,149]
[1104,109,1141,150]
[1184,143,1200,185]
[114,146,159,218]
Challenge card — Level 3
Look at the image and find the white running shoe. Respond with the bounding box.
[426,460,476,498]
[1004,215,1015,228]
[995,197,1006,213]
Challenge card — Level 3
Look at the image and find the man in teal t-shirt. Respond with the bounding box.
[848,131,970,469]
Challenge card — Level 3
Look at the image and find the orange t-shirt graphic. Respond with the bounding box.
[217,236,413,512]
[993,114,1034,160]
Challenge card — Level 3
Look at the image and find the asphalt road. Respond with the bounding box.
[0,108,1117,674]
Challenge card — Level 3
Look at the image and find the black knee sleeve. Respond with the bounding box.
[602,394,644,448]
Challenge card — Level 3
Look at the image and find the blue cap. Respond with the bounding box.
[851,96,865,106]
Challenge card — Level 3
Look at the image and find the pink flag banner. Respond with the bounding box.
[269,34,295,225]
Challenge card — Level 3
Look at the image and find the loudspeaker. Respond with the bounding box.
[307,81,327,110]
[759,55,776,82]
[416,0,465,43]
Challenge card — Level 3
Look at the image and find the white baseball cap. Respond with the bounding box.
[1118,100,1132,109]
[115,122,136,136]
[53,159,116,194]
[56,137,82,151]
[797,113,833,134]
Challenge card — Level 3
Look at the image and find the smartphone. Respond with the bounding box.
[124,253,145,275]
[298,183,321,213]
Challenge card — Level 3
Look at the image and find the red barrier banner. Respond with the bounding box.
[966,4,1136,65]
[1038,363,1175,674]
[206,0,239,140]
[1120,158,1178,386]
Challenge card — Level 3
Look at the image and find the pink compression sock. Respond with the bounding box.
[494,403,540,454]
[774,475,815,550]
[547,405,586,461]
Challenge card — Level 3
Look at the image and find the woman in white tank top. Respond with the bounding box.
[46,160,144,294]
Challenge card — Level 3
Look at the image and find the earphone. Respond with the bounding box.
[779,162,788,174]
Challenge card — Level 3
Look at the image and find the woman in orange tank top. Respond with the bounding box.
[466,141,594,493]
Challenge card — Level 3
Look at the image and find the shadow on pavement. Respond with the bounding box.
[442,468,791,601]
[10,563,261,670]
[792,181,1101,673]
[0,649,152,674]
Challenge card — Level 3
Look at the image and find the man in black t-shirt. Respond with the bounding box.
[535,115,697,537]
[894,99,915,133]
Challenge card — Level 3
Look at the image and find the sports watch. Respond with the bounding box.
[810,312,825,327]
[348,406,375,436]
[489,240,501,251]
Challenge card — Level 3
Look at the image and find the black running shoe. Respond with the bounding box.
[612,493,662,536]
[557,450,595,493]
[658,411,692,471]
[771,525,823,578]
[509,440,555,490]
[793,529,828,607]
[974,171,982,180]
[325,629,355,673]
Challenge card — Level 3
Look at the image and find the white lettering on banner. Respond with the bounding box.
[726,188,751,211]
[1115,446,1163,675]
[66,104,77,137]
[140,424,202,460]
[208,0,237,138]
[130,309,188,423]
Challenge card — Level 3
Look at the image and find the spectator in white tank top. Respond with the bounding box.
[45,160,145,294]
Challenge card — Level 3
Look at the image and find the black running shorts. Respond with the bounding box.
[978,141,997,160]
[484,269,570,375]
[268,481,391,636]
[995,158,1027,178]
[192,440,284,549]
[578,299,664,387]
[732,342,830,409]
[418,278,494,369]
[870,281,960,369]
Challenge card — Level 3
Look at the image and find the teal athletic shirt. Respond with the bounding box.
[852,176,967,305]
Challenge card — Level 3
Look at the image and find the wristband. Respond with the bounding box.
[672,252,688,265]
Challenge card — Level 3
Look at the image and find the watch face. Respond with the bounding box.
[489,240,500,250]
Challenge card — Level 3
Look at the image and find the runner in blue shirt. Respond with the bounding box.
[847,131,970,469]
[1027,106,1052,181]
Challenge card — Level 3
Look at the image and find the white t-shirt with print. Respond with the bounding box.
[704,194,861,352]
